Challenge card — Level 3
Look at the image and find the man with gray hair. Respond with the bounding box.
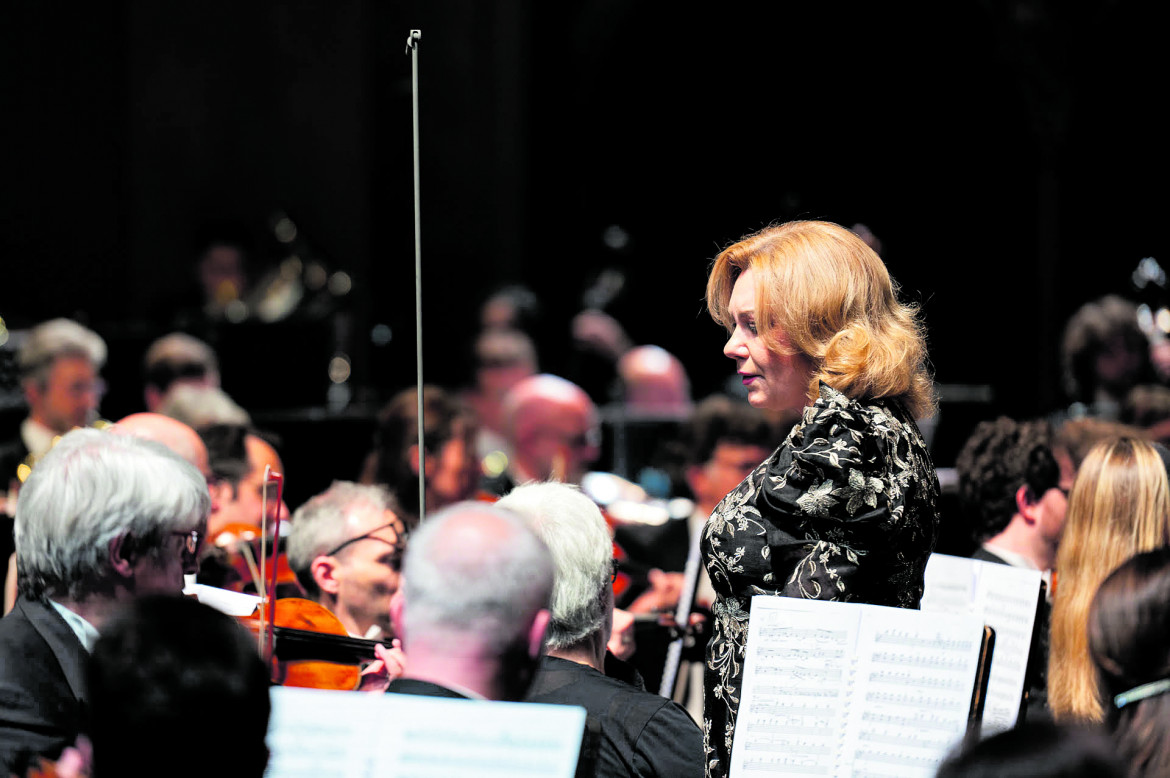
[287,481,407,641]
[499,482,703,778]
[1,319,108,482]
[386,501,554,702]
[0,428,210,776]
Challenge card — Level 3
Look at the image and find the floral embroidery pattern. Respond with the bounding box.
[700,383,940,778]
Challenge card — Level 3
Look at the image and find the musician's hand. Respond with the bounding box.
[625,569,684,614]
[608,608,637,661]
[357,639,407,692]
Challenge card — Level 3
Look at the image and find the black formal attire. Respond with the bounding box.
[526,654,703,778]
[701,383,940,778]
[971,546,1011,566]
[0,597,90,777]
[385,677,470,699]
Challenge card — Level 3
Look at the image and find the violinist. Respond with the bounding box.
[361,386,480,526]
[0,428,209,777]
[285,481,407,642]
[200,423,289,538]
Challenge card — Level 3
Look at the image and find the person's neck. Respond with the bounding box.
[52,594,120,633]
[985,517,1055,571]
[548,631,606,673]
[399,642,507,700]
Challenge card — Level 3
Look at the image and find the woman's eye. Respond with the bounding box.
[746,321,757,335]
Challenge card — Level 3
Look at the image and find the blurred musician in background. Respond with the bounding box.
[482,374,600,495]
[141,332,220,414]
[361,385,480,527]
[0,429,208,776]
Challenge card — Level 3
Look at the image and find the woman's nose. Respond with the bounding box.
[724,329,746,359]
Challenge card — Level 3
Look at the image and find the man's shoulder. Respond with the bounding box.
[971,546,1011,566]
[385,677,470,700]
[529,656,677,719]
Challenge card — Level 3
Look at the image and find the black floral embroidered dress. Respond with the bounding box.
[700,383,940,778]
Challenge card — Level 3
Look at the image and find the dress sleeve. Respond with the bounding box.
[752,384,927,603]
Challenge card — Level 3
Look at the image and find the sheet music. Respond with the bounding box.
[265,687,586,778]
[921,553,1042,732]
[731,596,982,778]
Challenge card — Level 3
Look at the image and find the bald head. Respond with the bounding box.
[503,375,599,483]
[113,412,211,478]
[618,345,691,416]
[393,501,554,700]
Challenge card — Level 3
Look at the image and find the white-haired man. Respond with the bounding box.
[0,428,209,776]
[386,501,554,702]
[499,482,703,778]
[287,481,407,641]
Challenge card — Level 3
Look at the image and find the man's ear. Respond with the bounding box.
[527,608,551,660]
[1016,484,1040,525]
[311,556,341,596]
[108,534,135,579]
[389,590,406,642]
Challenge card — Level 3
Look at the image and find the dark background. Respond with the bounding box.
[3,1,1168,504]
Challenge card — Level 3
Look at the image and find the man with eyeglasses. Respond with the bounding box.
[286,481,407,642]
[0,428,209,777]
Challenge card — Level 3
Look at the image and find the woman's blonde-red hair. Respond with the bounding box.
[706,220,934,418]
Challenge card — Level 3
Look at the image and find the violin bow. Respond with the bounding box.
[406,29,427,523]
[259,464,285,672]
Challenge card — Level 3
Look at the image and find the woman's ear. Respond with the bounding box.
[406,444,434,481]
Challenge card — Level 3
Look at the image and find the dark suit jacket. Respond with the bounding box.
[0,598,89,777]
[385,677,470,700]
[971,545,1011,566]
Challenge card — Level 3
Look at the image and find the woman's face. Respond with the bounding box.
[724,267,815,415]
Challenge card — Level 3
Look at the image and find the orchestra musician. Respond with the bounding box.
[0,428,208,776]
[700,220,940,777]
[285,481,408,642]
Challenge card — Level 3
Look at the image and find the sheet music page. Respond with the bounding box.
[921,553,1042,732]
[844,606,982,777]
[265,686,586,778]
[731,596,982,778]
[730,598,859,776]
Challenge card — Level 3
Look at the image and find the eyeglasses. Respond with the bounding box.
[325,523,405,558]
[611,558,621,584]
[173,530,202,555]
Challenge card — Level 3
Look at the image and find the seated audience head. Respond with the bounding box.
[1090,546,1170,778]
[705,219,934,419]
[158,384,251,430]
[617,345,692,418]
[935,720,1124,778]
[391,501,554,701]
[369,385,478,524]
[200,423,287,537]
[479,283,541,334]
[497,482,613,660]
[287,481,407,640]
[1049,436,1170,722]
[503,374,600,484]
[15,428,209,615]
[88,595,270,778]
[142,332,220,412]
[1061,295,1150,410]
[17,318,107,434]
[955,417,1076,570]
[682,395,779,515]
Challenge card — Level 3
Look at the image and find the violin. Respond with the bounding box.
[205,521,302,598]
[238,596,385,690]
